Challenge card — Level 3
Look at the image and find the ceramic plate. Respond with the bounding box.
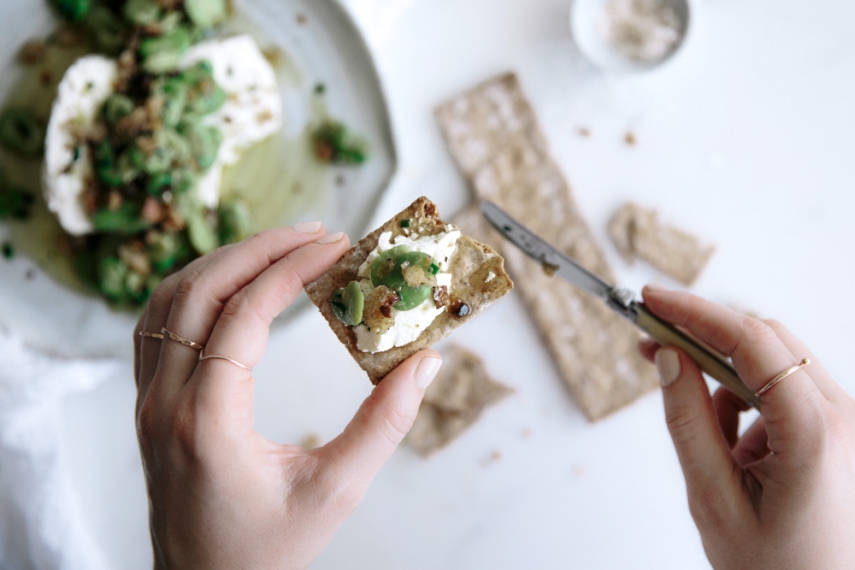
[0,0,396,359]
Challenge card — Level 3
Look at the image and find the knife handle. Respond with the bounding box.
[632,302,762,409]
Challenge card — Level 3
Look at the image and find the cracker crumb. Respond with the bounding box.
[577,127,591,138]
[481,449,503,466]
[624,131,637,146]
[19,40,47,66]
[573,465,587,478]
[296,13,308,25]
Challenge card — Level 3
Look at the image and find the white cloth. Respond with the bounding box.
[0,325,126,570]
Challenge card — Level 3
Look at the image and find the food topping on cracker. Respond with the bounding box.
[336,223,461,353]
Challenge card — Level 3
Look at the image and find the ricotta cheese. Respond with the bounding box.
[354,228,460,353]
[43,56,117,236]
[42,34,282,235]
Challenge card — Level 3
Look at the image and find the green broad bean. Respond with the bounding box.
[0,109,45,158]
[187,84,226,116]
[218,199,252,244]
[92,203,152,234]
[147,231,179,267]
[103,94,135,126]
[184,0,228,30]
[0,185,35,220]
[97,256,129,301]
[370,247,435,311]
[94,140,123,186]
[116,149,141,184]
[49,0,90,22]
[186,208,220,254]
[182,123,222,171]
[161,80,188,127]
[157,11,183,34]
[146,172,172,195]
[123,0,161,25]
[85,6,128,54]
[331,281,365,327]
[140,28,192,73]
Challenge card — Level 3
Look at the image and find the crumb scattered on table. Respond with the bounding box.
[481,449,503,467]
[296,13,308,25]
[577,127,591,138]
[624,131,637,146]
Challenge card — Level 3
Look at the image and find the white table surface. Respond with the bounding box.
[55,0,855,568]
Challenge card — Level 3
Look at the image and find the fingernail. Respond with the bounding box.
[317,232,344,244]
[293,221,322,233]
[655,348,681,387]
[644,283,670,295]
[414,357,442,390]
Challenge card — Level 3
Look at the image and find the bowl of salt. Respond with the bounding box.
[571,0,690,72]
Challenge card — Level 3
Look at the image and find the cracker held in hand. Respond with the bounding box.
[305,197,513,384]
[438,73,659,422]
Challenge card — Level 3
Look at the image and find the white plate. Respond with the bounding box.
[0,0,396,359]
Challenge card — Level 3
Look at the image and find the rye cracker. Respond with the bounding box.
[608,202,715,286]
[439,73,658,421]
[305,197,513,385]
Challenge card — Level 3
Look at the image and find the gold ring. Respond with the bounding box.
[756,358,811,398]
[161,327,205,351]
[138,331,165,340]
[199,353,252,372]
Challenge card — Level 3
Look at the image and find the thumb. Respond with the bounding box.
[656,347,743,514]
[319,350,442,495]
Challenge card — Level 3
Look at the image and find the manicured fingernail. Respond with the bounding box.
[655,348,681,387]
[317,232,344,244]
[644,283,670,294]
[293,221,322,233]
[414,357,442,390]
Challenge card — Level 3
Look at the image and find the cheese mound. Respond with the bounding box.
[42,35,282,235]
[354,228,460,353]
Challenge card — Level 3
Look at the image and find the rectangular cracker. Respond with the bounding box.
[438,73,659,421]
[406,344,513,457]
[305,197,513,385]
[608,202,715,286]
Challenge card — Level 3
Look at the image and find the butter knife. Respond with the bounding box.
[481,201,761,408]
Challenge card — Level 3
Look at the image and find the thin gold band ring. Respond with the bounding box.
[161,327,205,351]
[756,358,811,398]
[138,331,165,340]
[199,354,253,372]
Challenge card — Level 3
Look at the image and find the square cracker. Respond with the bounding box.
[406,344,513,457]
[305,197,513,385]
[438,73,659,421]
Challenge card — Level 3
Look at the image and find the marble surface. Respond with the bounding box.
[53,0,855,568]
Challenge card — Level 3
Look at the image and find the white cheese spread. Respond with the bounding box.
[42,34,282,235]
[354,228,460,353]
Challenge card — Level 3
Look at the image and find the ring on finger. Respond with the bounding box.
[756,358,811,398]
[138,331,165,340]
[161,327,205,351]
[199,352,253,372]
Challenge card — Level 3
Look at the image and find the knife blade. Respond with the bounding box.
[481,200,761,408]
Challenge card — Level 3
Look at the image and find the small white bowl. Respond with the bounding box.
[570,0,690,72]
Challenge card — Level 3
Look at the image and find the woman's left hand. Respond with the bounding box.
[133,223,442,570]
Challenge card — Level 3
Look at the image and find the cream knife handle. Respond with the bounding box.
[632,302,761,409]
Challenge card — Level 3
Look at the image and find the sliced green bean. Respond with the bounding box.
[370,247,434,311]
[184,0,228,29]
[0,109,45,158]
[49,0,90,22]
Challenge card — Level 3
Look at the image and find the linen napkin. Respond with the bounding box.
[0,324,127,570]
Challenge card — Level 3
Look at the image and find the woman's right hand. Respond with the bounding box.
[640,285,855,570]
